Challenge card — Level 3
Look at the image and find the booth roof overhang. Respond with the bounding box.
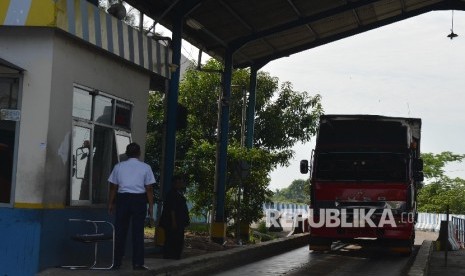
[126,0,465,69]
[0,0,172,79]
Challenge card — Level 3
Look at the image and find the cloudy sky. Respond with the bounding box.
[167,10,465,191]
[264,11,465,190]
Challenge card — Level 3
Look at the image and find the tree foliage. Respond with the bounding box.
[417,151,465,214]
[272,179,310,204]
[145,59,323,226]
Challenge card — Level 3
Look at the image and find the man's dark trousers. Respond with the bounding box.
[114,193,146,267]
[164,227,185,259]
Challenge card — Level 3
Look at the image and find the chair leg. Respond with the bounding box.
[62,219,115,270]
[89,221,115,270]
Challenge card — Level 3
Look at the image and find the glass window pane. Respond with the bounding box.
[92,125,114,204]
[0,78,18,109]
[71,126,91,201]
[115,133,131,162]
[94,95,113,125]
[115,101,132,129]
[72,88,92,120]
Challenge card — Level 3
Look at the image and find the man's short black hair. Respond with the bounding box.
[125,142,141,158]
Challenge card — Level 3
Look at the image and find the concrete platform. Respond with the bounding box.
[408,237,465,276]
[38,233,309,276]
[39,231,464,276]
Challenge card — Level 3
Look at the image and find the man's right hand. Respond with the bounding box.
[108,203,115,215]
[147,205,154,219]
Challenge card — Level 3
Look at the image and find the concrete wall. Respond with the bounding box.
[0,26,159,274]
[42,30,152,206]
[0,27,55,205]
[0,26,153,206]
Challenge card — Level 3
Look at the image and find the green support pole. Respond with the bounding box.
[211,50,233,244]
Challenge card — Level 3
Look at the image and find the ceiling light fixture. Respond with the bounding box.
[186,18,203,30]
[447,10,458,40]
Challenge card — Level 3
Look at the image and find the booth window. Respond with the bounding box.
[71,85,132,206]
[0,77,19,204]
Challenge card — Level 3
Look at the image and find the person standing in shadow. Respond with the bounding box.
[160,174,190,259]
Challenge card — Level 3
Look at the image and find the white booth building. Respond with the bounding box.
[0,0,171,274]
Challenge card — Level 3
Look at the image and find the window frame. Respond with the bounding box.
[70,121,93,206]
[70,84,133,206]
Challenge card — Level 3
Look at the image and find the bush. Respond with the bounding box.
[257,220,268,234]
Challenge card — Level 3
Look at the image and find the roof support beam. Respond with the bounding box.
[286,0,301,17]
[399,0,406,13]
[352,9,361,26]
[286,0,316,38]
[219,0,254,32]
[229,0,390,51]
[239,1,453,68]
[197,24,229,48]
[261,38,277,52]
[218,0,277,60]
[149,0,181,31]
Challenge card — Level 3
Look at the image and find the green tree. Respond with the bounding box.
[272,179,310,204]
[145,92,164,182]
[417,151,465,213]
[146,59,323,227]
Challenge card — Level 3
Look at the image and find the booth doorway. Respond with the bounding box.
[0,77,19,204]
[70,85,132,206]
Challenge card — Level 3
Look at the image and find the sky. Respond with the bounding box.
[265,11,465,190]
[156,10,465,191]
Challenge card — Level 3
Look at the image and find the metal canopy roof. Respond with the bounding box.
[126,0,465,68]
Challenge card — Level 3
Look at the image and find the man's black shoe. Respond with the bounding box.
[133,265,149,270]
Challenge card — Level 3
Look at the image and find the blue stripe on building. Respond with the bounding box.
[147,37,153,71]
[138,30,144,67]
[94,7,101,47]
[117,20,124,58]
[5,0,32,25]
[105,12,113,53]
[156,42,161,75]
[80,0,89,41]
[67,0,76,35]
[127,24,134,62]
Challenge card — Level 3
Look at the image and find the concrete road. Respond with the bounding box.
[215,231,438,276]
[215,243,414,276]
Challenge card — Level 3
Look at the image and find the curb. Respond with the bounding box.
[145,233,309,275]
[407,240,433,276]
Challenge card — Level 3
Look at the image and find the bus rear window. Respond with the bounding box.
[314,152,407,182]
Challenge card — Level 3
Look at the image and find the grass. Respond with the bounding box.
[186,223,209,233]
[144,227,155,238]
[144,223,209,239]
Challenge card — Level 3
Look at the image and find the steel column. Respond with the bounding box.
[212,50,233,243]
[162,16,182,200]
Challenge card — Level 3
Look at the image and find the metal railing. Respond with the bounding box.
[452,216,465,244]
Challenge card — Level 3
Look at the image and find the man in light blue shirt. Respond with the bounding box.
[108,142,155,270]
